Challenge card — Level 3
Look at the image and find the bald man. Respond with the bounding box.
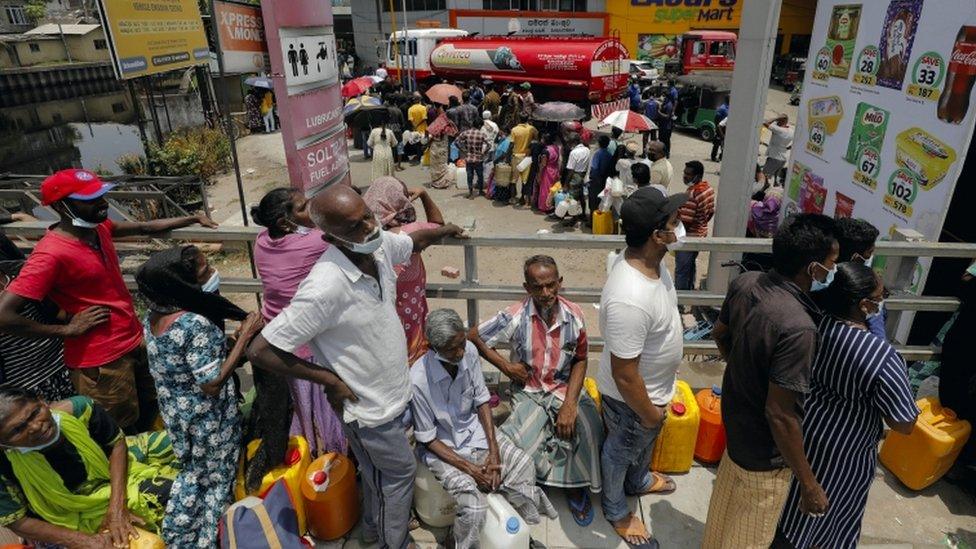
[248,184,464,549]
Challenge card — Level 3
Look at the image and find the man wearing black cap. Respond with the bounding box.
[595,187,688,548]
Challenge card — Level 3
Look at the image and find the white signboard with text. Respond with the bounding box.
[786,0,976,300]
[279,31,338,93]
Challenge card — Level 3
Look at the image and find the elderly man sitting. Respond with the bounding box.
[411,309,556,549]
[470,255,604,526]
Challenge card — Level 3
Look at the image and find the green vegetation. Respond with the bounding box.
[117,127,230,184]
[24,0,46,22]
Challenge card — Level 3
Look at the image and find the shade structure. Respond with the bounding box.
[425,83,463,106]
[600,110,658,132]
[532,101,586,122]
[341,77,375,99]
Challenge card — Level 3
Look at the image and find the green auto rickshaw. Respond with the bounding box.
[673,74,732,141]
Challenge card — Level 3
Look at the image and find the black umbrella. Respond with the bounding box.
[532,101,587,123]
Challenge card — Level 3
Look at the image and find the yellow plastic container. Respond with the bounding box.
[592,210,615,235]
[129,529,164,549]
[302,453,360,541]
[235,436,311,534]
[650,380,700,474]
[894,127,958,190]
[583,377,602,414]
[880,397,971,490]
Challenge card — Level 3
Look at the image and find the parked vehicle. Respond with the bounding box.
[664,31,737,76]
[772,55,806,91]
[627,59,659,82]
[385,30,630,108]
[673,74,732,141]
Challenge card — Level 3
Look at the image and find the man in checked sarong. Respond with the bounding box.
[470,255,604,526]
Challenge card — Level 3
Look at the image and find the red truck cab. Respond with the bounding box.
[667,31,737,75]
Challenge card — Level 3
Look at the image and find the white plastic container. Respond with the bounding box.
[478,494,529,549]
[455,164,468,190]
[413,460,456,528]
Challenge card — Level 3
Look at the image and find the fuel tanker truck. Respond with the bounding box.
[384,29,630,108]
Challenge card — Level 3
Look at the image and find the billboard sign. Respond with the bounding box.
[451,10,608,37]
[261,0,346,195]
[213,0,267,74]
[785,0,976,332]
[96,0,209,80]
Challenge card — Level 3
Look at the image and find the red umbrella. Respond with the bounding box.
[341,77,374,99]
[600,110,658,133]
[425,83,463,106]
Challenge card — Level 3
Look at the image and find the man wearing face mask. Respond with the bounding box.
[247,184,465,549]
[597,187,688,548]
[0,169,218,432]
[675,160,715,293]
[702,213,838,549]
[834,217,886,339]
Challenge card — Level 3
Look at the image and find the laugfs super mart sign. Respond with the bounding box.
[260,0,348,194]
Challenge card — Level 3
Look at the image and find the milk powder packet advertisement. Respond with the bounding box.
[785,0,976,326]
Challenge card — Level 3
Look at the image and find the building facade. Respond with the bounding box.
[1,0,31,34]
[0,23,108,68]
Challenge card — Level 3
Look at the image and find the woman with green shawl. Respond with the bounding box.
[0,387,175,547]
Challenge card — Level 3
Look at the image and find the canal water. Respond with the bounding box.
[0,88,206,175]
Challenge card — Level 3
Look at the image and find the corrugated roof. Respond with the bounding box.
[24,23,100,36]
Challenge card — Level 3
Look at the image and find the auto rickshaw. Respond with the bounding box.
[772,56,806,91]
[673,74,732,141]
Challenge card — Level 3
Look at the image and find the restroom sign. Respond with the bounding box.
[279,32,338,93]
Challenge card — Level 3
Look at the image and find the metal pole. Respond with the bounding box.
[157,74,173,133]
[57,22,72,63]
[144,78,163,144]
[126,80,150,155]
[401,0,411,92]
[704,0,783,295]
[207,0,249,228]
[463,244,479,328]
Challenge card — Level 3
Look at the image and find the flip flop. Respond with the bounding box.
[611,515,660,549]
[630,472,676,496]
[567,490,594,527]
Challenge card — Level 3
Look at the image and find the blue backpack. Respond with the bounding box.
[220,480,306,548]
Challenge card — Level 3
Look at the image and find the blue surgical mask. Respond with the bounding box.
[810,263,836,292]
[202,270,220,293]
[332,226,382,255]
[6,413,61,453]
[63,203,100,229]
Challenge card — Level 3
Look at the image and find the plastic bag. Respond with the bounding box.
[516,155,532,172]
[609,176,624,198]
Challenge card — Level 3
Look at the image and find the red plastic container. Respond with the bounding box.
[694,385,727,464]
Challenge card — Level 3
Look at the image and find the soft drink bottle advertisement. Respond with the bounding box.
[785,0,976,307]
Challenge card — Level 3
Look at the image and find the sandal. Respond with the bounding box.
[568,491,594,527]
[611,514,660,549]
[630,472,676,496]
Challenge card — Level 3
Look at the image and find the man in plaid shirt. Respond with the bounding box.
[675,160,715,292]
[456,118,491,199]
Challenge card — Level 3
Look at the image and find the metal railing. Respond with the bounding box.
[5,222,974,361]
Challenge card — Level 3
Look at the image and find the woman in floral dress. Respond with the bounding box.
[137,246,264,547]
[363,176,445,363]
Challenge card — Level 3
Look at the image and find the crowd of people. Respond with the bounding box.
[0,151,965,549]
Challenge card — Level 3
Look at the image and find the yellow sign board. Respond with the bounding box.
[97,0,210,79]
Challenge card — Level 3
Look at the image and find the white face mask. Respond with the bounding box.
[332,226,382,255]
[63,203,100,229]
[201,270,220,293]
[865,298,885,321]
[665,221,687,251]
[289,221,312,236]
[435,353,462,367]
[4,412,61,454]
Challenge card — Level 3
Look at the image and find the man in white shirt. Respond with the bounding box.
[647,141,673,191]
[247,184,465,549]
[597,186,688,548]
[763,114,794,184]
[565,138,591,221]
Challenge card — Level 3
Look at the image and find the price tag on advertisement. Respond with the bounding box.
[852,46,879,86]
[812,47,831,82]
[907,52,945,101]
[883,168,919,219]
[806,121,827,155]
[852,146,880,190]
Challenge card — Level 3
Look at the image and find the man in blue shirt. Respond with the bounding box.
[711,95,729,162]
[410,309,556,549]
[643,93,660,149]
[629,77,642,112]
[658,94,675,158]
[587,135,614,226]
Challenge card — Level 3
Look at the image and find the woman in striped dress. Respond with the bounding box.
[775,263,919,549]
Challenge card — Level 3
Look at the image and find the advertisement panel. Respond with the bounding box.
[636,33,680,69]
[786,0,976,302]
[260,0,346,195]
[450,10,608,37]
[213,0,267,74]
[96,0,209,79]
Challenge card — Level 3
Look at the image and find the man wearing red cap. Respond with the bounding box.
[0,169,218,431]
